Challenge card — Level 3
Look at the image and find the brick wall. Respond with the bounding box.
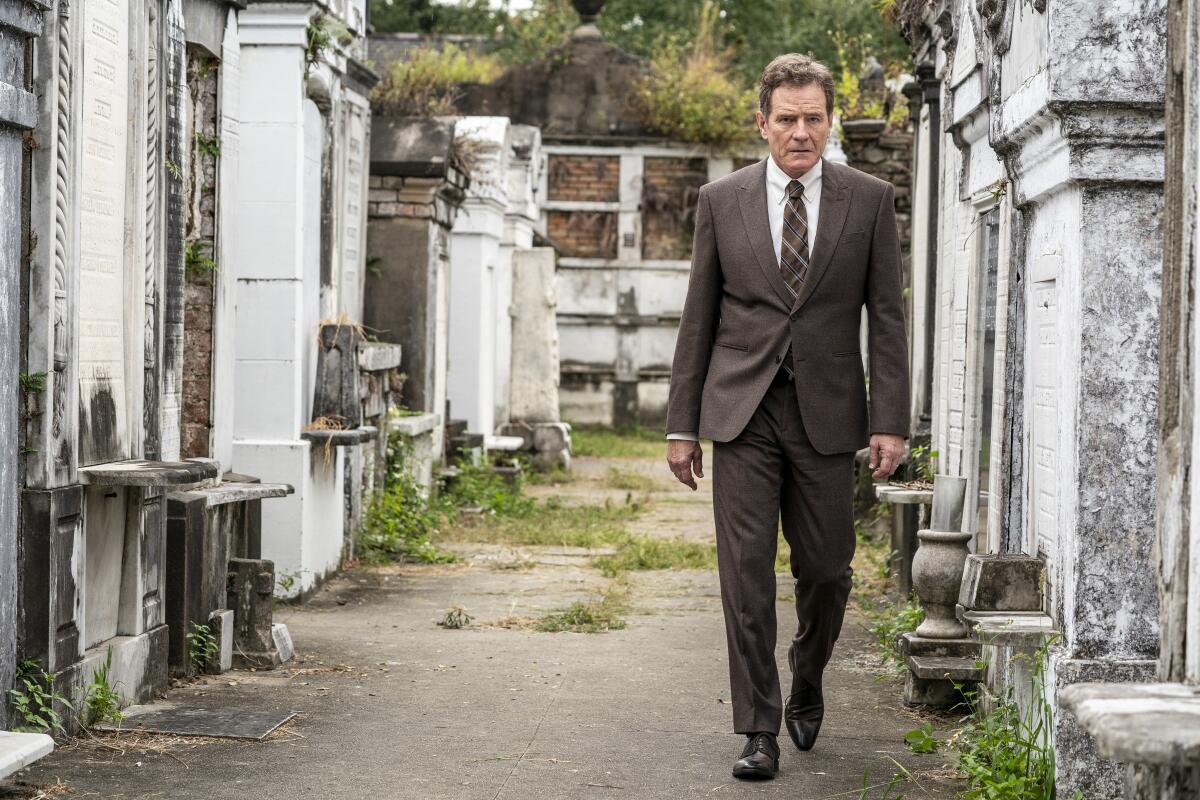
[368,174,465,228]
[180,55,219,460]
[546,154,619,202]
[547,210,618,259]
[641,157,707,260]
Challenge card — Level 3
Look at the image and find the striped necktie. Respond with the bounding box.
[779,179,810,300]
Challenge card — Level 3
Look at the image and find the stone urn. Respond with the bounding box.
[571,0,607,22]
[911,528,973,639]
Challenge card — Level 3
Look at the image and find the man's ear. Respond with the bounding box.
[755,110,768,139]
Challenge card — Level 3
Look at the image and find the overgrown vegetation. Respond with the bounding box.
[82,647,123,728]
[900,639,1081,800]
[371,43,503,116]
[305,13,351,78]
[9,659,70,734]
[184,240,218,278]
[358,432,457,564]
[832,32,909,129]
[187,621,220,675]
[368,0,912,83]
[864,594,924,676]
[21,371,48,394]
[631,2,757,149]
[368,0,914,145]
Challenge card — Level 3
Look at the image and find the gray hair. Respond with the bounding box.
[758,53,835,117]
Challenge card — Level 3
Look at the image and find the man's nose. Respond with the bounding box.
[791,125,810,143]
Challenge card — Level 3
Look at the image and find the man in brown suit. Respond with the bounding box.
[665,54,909,780]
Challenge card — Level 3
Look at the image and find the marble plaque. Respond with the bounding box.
[78,0,132,466]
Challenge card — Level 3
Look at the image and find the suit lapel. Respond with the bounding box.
[737,159,793,310]
[792,159,851,314]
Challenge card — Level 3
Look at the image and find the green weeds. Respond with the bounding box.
[438,605,473,630]
[864,595,924,677]
[83,647,122,727]
[535,584,628,633]
[9,660,70,733]
[186,621,219,675]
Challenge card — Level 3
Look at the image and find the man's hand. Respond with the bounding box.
[869,434,905,479]
[667,440,705,490]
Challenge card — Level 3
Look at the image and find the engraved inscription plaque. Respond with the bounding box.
[78,0,132,466]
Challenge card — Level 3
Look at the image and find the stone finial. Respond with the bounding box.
[571,0,606,23]
[571,0,606,40]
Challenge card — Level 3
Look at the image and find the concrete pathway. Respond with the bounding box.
[7,453,963,799]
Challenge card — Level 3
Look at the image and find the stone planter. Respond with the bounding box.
[912,528,973,639]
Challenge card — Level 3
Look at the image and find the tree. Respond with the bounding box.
[368,0,502,36]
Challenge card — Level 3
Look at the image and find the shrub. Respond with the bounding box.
[631,2,757,150]
[371,43,503,116]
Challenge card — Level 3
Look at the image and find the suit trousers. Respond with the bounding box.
[712,371,856,735]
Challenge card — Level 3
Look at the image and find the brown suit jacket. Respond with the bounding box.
[665,157,910,453]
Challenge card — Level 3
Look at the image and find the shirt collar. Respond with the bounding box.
[767,156,822,203]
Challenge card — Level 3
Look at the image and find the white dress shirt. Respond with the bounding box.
[667,156,824,442]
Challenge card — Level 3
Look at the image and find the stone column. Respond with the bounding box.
[1,0,43,729]
[448,117,511,436]
[977,1,1167,794]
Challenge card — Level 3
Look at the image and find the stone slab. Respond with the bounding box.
[875,485,934,505]
[898,633,980,660]
[907,655,985,682]
[201,482,293,507]
[391,411,439,437]
[0,732,53,781]
[272,623,294,664]
[96,705,296,741]
[1060,682,1200,767]
[78,459,220,486]
[959,553,1044,612]
[300,427,374,447]
[486,434,526,452]
[357,341,402,372]
[211,609,234,674]
[960,610,1058,645]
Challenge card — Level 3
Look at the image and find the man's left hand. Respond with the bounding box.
[869,434,905,479]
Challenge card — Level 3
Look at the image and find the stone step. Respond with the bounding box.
[0,731,54,781]
[958,609,1058,646]
[906,655,986,683]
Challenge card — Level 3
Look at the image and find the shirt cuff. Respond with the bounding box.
[666,432,699,441]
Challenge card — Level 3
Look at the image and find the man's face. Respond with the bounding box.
[756,83,831,178]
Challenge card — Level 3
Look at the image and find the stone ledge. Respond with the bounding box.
[959,609,1058,645]
[78,459,221,487]
[390,411,440,437]
[0,731,54,781]
[1061,682,1200,767]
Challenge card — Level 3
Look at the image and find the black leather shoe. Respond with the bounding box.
[784,678,824,751]
[732,732,779,780]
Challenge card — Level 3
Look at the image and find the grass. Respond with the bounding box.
[534,583,629,633]
[594,536,718,576]
[438,495,643,549]
[569,424,668,459]
[604,467,657,493]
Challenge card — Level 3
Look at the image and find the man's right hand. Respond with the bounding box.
[667,440,704,490]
